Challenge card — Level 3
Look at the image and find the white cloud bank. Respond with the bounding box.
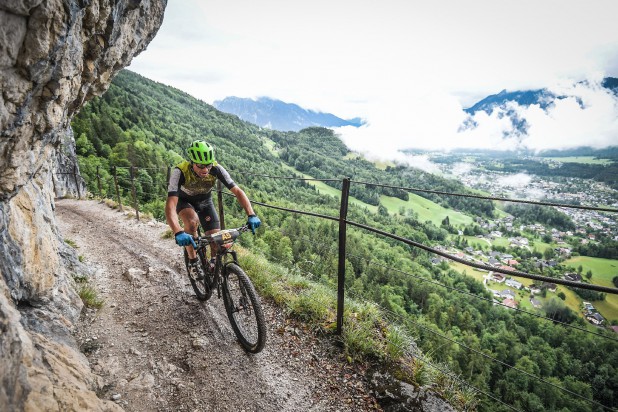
[129,0,618,158]
[337,79,618,159]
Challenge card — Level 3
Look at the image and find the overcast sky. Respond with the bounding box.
[129,0,618,158]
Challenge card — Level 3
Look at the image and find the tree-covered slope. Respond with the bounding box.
[72,70,618,412]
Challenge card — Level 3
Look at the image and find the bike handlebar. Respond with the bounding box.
[193,225,249,248]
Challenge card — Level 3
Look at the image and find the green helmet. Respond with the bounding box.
[187,140,215,165]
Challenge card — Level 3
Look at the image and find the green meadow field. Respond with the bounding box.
[543,156,614,165]
[563,256,618,322]
[272,153,475,225]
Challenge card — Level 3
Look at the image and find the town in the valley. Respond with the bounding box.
[427,157,618,332]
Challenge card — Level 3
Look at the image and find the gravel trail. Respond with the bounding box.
[55,199,380,412]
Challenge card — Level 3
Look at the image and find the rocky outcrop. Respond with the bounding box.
[0,1,166,410]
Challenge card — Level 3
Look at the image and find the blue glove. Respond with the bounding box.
[175,231,196,248]
[247,215,261,234]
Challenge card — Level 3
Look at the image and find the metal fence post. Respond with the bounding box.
[113,166,123,211]
[96,166,102,198]
[217,180,225,229]
[337,177,351,335]
[130,166,140,221]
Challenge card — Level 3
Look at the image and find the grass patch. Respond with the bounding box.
[448,261,487,283]
[161,228,174,239]
[64,238,78,248]
[104,199,120,209]
[78,285,105,309]
[380,193,473,227]
[238,246,475,408]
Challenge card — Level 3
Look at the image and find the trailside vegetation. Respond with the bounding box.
[71,70,618,411]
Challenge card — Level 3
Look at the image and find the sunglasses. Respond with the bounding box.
[194,162,212,170]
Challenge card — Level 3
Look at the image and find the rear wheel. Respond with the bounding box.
[222,264,266,353]
[184,248,212,301]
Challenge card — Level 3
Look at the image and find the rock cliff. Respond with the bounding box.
[0,1,166,410]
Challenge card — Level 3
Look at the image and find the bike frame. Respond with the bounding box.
[194,226,247,297]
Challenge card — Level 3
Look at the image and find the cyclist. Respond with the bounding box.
[165,140,261,280]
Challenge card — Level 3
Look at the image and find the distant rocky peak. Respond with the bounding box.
[213,96,364,132]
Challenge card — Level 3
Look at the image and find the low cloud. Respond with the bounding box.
[496,173,533,189]
[451,162,473,176]
[337,78,618,156]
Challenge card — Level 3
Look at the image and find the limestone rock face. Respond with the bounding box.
[0,0,166,410]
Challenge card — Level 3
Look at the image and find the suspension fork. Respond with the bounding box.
[218,250,240,298]
[215,250,239,298]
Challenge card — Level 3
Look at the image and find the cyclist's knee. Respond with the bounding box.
[181,217,200,234]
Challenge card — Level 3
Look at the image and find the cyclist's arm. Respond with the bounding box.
[165,195,183,234]
[230,185,255,217]
[166,167,184,234]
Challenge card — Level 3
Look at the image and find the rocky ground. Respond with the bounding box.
[55,199,383,412]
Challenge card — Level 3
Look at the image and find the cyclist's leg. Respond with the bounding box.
[195,198,220,258]
[177,200,200,260]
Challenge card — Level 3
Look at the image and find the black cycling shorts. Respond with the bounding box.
[176,197,220,232]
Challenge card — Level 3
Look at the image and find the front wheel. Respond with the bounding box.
[222,264,266,353]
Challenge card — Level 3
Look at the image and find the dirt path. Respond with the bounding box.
[55,199,380,412]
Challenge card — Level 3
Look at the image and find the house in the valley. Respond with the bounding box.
[501,289,516,299]
[583,302,595,311]
[542,282,557,293]
[492,273,506,283]
[586,312,605,325]
[530,298,542,308]
[564,273,583,282]
[503,298,518,309]
[489,289,501,298]
[505,278,523,290]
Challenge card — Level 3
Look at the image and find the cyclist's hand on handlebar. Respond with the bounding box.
[174,231,197,248]
[247,214,261,234]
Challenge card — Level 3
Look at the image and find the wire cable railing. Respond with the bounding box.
[344,288,521,412]
[350,179,618,213]
[345,289,615,412]
[235,171,341,183]
[345,218,618,294]
[345,252,618,343]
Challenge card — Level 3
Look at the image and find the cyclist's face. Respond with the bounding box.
[192,162,212,176]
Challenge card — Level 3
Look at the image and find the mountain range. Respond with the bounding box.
[213,96,364,132]
[214,77,617,135]
[465,77,618,115]
[462,77,618,134]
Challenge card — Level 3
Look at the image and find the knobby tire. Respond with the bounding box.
[222,264,266,353]
[184,248,213,301]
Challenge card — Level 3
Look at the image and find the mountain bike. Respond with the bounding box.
[183,225,266,353]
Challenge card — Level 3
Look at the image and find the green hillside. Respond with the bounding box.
[71,70,618,412]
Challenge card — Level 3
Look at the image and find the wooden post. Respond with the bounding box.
[73,164,81,199]
[113,166,123,211]
[130,166,140,221]
[96,166,102,198]
[217,180,225,229]
[336,177,351,335]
